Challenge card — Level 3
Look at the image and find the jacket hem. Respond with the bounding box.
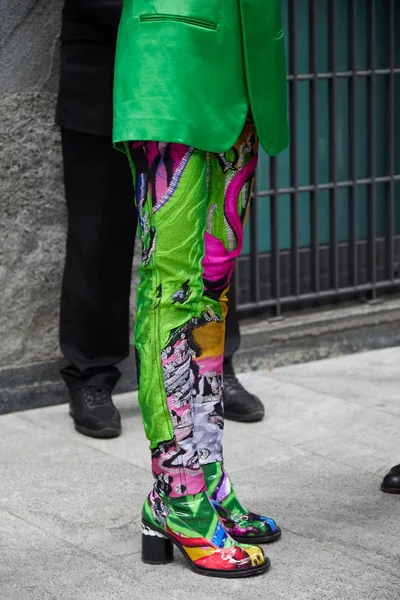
[112,113,249,154]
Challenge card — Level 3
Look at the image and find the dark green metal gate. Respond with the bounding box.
[237,0,400,316]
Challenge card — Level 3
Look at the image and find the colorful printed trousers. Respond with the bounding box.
[126,123,259,498]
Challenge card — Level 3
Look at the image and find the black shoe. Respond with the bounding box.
[223,362,265,423]
[69,386,121,439]
[381,464,400,494]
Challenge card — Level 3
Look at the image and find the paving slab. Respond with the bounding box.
[266,346,400,417]
[19,399,151,472]
[111,529,399,600]
[19,393,310,474]
[235,456,400,577]
[231,372,399,455]
[0,416,150,562]
[0,510,176,600]
[1,346,400,599]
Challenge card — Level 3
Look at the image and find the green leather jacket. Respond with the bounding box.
[113,0,290,155]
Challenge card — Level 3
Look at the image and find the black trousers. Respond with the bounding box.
[59,128,240,390]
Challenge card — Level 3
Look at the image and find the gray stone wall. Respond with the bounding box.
[0,0,62,96]
[0,0,137,410]
[0,0,64,370]
[0,92,64,367]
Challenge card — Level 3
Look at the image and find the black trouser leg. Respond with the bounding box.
[223,272,264,421]
[224,279,241,364]
[59,128,137,390]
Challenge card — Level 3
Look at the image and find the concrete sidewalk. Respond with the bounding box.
[1,347,400,600]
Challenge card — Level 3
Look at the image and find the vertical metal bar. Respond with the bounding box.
[270,157,281,316]
[288,0,299,297]
[348,0,358,287]
[249,173,260,303]
[367,0,377,297]
[309,0,320,294]
[328,0,339,290]
[387,0,395,281]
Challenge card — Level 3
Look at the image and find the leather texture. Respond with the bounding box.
[113,0,290,155]
[223,361,265,422]
[381,463,400,493]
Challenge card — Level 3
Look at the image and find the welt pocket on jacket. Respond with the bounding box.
[139,14,217,31]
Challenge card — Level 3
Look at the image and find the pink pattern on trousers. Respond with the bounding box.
[202,155,258,292]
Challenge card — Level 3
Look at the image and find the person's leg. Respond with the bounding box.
[127,141,268,577]
[60,128,137,437]
[186,123,280,544]
[223,283,265,422]
[224,283,241,360]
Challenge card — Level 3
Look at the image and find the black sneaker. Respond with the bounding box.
[69,386,121,439]
[223,362,265,423]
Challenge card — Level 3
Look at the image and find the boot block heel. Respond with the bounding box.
[142,523,174,564]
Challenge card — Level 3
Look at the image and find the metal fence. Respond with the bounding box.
[236,0,400,317]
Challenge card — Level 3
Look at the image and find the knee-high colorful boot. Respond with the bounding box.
[189,124,281,545]
[127,140,270,577]
[202,462,281,544]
